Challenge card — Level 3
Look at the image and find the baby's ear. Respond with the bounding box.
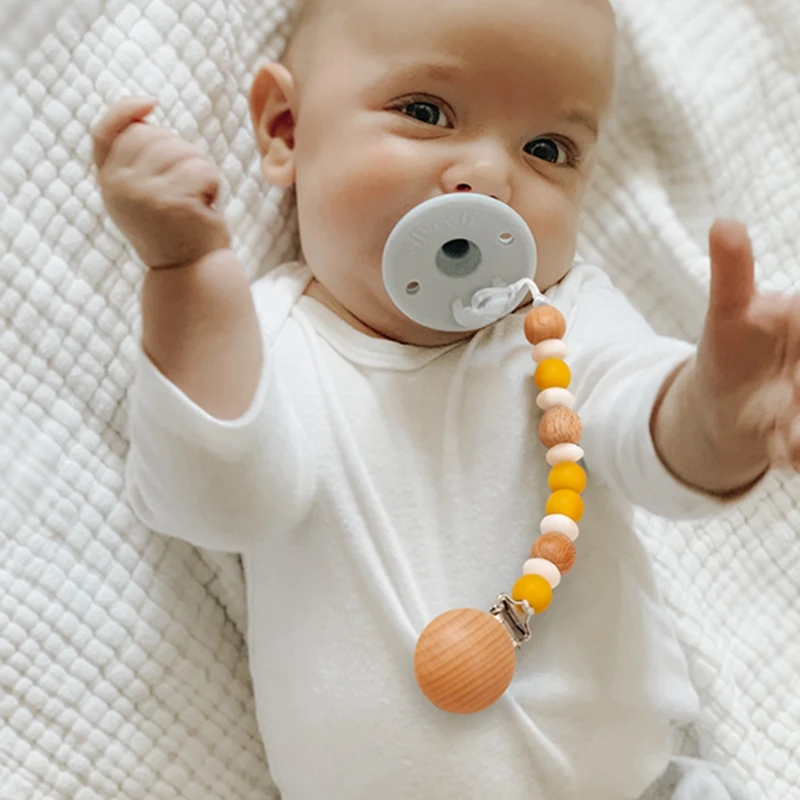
[250,63,297,188]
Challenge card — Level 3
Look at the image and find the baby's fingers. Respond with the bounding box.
[788,417,800,471]
[109,123,174,169]
[147,135,207,176]
[92,97,156,168]
[767,412,800,471]
[169,157,222,205]
[767,426,791,470]
[708,220,756,321]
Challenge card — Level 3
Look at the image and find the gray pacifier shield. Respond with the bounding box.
[382,193,538,332]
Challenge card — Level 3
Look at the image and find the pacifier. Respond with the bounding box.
[382,193,542,333]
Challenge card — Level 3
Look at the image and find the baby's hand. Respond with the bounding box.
[695,221,800,471]
[92,97,231,269]
[654,220,800,495]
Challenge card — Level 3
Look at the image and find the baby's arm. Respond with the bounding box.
[92,99,312,552]
[93,98,262,420]
[651,222,782,495]
[565,267,725,518]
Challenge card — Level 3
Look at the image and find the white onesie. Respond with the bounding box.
[125,261,722,800]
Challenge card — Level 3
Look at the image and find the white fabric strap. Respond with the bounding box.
[452,277,547,328]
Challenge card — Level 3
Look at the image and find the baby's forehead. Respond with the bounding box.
[290,0,615,67]
[291,0,616,89]
[295,0,615,26]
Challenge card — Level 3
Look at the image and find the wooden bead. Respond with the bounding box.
[534,359,571,391]
[511,574,553,614]
[414,609,516,714]
[539,407,583,449]
[548,462,587,494]
[531,533,577,574]
[524,305,567,345]
[546,489,584,522]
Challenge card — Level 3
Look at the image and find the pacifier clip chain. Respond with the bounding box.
[380,191,585,713]
[414,302,586,714]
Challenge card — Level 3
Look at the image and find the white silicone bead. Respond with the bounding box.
[540,514,580,541]
[546,443,584,466]
[536,388,575,411]
[532,339,568,363]
[523,558,562,588]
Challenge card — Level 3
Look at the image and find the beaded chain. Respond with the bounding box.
[510,303,584,614]
[414,300,586,715]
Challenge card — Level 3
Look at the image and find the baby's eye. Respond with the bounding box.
[524,138,569,165]
[401,101,451,128]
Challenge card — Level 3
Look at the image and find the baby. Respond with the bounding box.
[93,0,799,797]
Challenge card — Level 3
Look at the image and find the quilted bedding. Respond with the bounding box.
[1,1,798,798]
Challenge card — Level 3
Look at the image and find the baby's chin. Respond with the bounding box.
[350,290,465,345]
[305,245,546,346]
[376,315,475,347]
[364,293,536,346]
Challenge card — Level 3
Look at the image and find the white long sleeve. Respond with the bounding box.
[123,260,714,800]
[124,265,314,552]
[552,264,722,519]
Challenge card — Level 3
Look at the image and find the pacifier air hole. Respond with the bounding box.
[406,281,421,295]
[436,238,482,278]
[499,232,515,246]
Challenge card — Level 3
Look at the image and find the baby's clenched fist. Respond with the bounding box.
[93,97,231,269]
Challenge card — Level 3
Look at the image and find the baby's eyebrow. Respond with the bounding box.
[562,109,599,139]
[390,60,463,84]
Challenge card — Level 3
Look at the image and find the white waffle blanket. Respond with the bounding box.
[1,1,798,798]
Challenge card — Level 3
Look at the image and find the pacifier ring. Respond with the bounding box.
[382,193,538,332]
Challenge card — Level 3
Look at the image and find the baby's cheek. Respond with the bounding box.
[526,186,580,282]
[332,137,427,215]
[297,137,425,267]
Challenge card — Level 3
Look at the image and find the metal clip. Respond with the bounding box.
[489,594,532,649]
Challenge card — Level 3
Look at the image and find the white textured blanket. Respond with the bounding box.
[1,1,798,799]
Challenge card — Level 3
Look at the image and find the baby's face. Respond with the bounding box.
[270,0,616,343]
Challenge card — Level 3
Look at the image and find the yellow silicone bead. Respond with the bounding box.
[548,462,587,494]
[511,574,553,614]
[545,489,584,522]
[534,358,571,391]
